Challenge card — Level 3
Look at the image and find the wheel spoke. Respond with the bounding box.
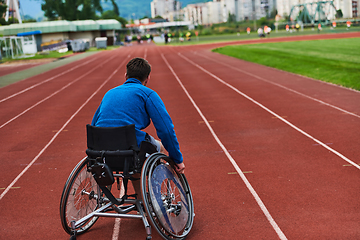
[141,154,194,239]
[60,158,100,235]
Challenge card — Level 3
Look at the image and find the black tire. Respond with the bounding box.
[60,158,101,235]
[141,153,194,240]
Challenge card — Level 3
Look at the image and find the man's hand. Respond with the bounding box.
[174,162,185,174]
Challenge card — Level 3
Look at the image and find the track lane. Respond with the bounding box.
[0,47,140,239]
[158,47,290,239]
[175,54,288,238]
[177,50,360,167]
[0,51,115,133]
[163,45,360,239]
[0,54,120,129]
[192,49,360,117]
[0,51,106,102]
[0,33,359,239]
[193,50,360,119]
[0,50,116,113]
[0,61,48,77]
[101,44,282,240]
[0,49,132,191]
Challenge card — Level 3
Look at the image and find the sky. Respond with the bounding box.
[16,0,202,21]
[19,0,43,19]
[16,0,155,21]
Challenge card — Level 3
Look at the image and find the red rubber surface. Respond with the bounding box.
[0,62,47,77]
[0,32,359,240]
[0,53,81,77]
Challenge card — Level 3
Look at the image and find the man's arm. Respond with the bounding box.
[158,140,185,174]
[91,104,101,126]
[145,92,183,164]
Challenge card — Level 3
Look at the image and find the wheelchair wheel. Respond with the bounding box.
[141,153,194,240]
[60,157,101,235]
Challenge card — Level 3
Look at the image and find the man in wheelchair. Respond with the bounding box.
[91,57,185,175]
[59,57,193,240]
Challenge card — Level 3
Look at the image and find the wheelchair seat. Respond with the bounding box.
[60,124,194,240]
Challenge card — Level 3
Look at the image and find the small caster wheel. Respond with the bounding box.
[70,221,77,240]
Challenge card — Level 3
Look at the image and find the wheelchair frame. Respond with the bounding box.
[60,127,194,240]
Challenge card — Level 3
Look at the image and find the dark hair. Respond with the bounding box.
[126,58,151,82]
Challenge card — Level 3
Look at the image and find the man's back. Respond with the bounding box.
[93,78,151,130]
[91,78,183,164]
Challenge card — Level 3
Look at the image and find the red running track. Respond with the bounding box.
[0,53,82,77]
[0,32,359,240]
[0,61,48,77]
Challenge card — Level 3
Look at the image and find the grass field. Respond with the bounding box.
[0,51,71,63]
[212,37,360,91]
[0,46,119,63]
[165,27,360,46]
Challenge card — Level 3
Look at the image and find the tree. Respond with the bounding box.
[102,10,118,19]
[23,19,37,23]
[336,9,343,19]
[116,17,127,28]
[110,0,119,16]
[270,8,277,19]
[101,10,127,28]
[0,0,8,25]
[227,13,236,24]
[41,0,62,20]
[283,12,290,21]
[41,0,110,21]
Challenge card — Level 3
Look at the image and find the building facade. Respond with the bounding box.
[151,0,181,18]
[152,0,357,25]
[276,0,358,19]
[0,19,121,51]
[161,0,277,26]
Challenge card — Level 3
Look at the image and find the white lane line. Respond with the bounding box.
[0,54,117,129]
[178,52,360,171]
[144,48,147,59]
[112,181,125,240]
[0,55,130,201]
[193,51,360,119]
[161,53,288,240]
[0,53,103,103]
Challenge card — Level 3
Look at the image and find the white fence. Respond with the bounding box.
[0,36,36,59]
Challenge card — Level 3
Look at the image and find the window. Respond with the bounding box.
[352,0,358,17]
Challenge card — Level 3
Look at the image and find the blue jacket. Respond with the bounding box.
[91,78,183,163]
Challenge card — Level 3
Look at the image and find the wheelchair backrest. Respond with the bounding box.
[86,124,139,172]
[86,124,138,151]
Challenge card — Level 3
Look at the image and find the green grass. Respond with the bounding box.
[164,26,360,46]
[0,51,72,62]
[0,46,120,63]
[212,37,360,91]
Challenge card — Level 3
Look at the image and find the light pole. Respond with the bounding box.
[5,0,22,24]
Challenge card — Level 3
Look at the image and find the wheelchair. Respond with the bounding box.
[60,124,194,240]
